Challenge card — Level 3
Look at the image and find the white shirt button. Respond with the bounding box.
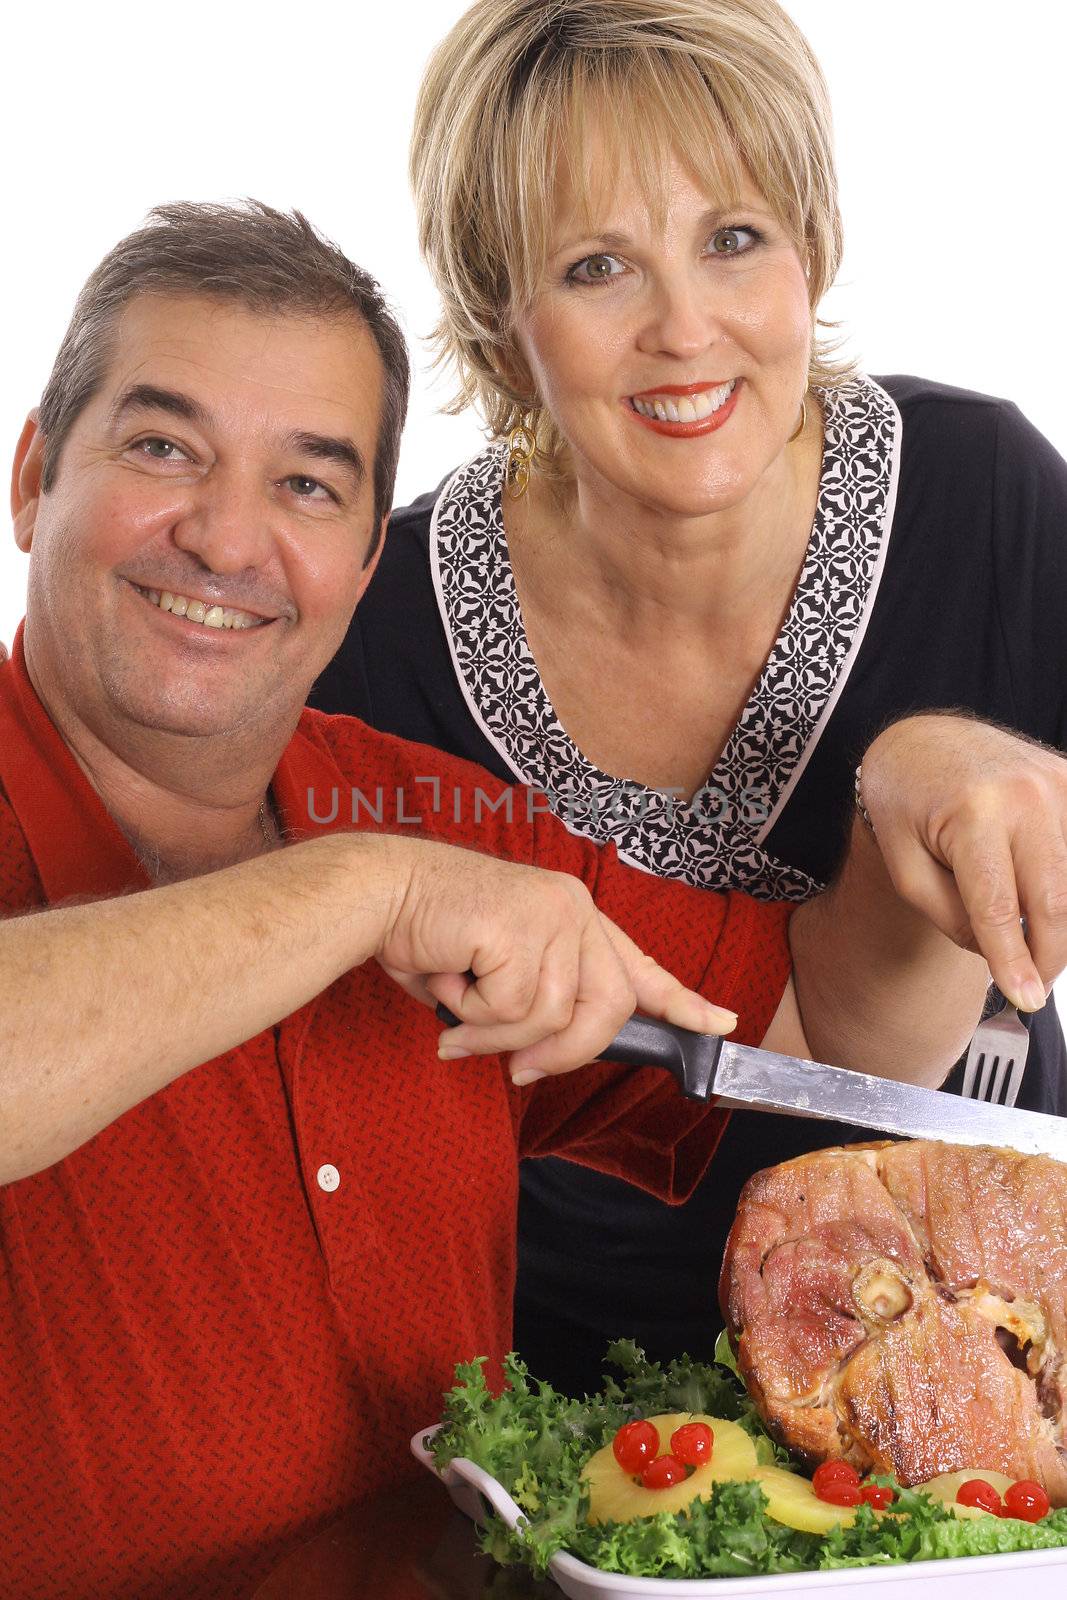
[316,1163,340,1193]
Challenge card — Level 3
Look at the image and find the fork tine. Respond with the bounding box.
[988,1054,1008,1105]
[1001,1053,1027,1110]
[961,1047,982,1099]
[977,1052,997,1102]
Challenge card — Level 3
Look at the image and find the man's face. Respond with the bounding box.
[16,294,385,746]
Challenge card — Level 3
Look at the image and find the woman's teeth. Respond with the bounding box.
[136,585,263,630]
[631,379,736,422]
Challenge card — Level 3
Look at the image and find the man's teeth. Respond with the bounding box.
[631,379,736,422]
[139,587,262,630]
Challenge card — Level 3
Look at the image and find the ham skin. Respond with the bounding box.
[719,1142,1067,1503]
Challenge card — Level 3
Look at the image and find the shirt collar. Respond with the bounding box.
[270,712,356,843]
[0,624,149,904]
[0,622,353,902]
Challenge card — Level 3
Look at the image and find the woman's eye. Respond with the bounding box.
[709,226,761,257]
[567,253,625,286]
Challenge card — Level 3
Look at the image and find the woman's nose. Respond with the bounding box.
[636,272,727,361]
[171,469,274,575]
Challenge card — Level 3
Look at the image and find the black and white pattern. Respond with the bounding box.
[430,376,902,901]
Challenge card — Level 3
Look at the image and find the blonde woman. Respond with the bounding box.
[311,0,1067,1392]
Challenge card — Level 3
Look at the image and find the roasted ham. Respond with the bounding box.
[720,1141,1067,1503]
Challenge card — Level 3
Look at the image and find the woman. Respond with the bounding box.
[310,0,1067,1393]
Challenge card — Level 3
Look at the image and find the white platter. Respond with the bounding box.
[412,1425,1067,1600]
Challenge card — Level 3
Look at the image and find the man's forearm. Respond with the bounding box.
[789,818,990,1085]
[0,835,401,1184]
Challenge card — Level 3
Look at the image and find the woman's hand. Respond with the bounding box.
[374,837,736,1084]
[860,715,1067,1011]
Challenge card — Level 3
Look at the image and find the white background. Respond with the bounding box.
[1,0,1065,1020]
[0,0,1063,651]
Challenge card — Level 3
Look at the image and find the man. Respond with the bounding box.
[0,202,991,1598]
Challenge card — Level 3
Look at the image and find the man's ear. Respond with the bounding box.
[353,515,388,605]
[11,411,45,553]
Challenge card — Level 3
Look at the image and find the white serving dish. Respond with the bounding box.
[412,1425,1067,1599]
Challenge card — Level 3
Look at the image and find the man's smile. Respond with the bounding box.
[128,580,275,632]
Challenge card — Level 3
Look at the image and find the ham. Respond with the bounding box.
[719,1141,1067,1502]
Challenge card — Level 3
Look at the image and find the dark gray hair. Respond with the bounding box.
[37,200,410,555]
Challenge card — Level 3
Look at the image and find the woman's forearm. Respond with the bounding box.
[788,818,990,1085]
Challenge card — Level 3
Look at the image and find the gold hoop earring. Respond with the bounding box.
[504,414,536,500]
[788,398,807,444]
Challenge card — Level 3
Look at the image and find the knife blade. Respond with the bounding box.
[595,1013,1067,1162]
[435,1004,1067,1162]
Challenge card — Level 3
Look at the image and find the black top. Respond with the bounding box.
[310,374,1067,1395]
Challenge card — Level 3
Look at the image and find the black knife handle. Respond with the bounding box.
[435,1003,722,1100]
[595,1013,689,1071]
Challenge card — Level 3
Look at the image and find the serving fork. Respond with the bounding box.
[960,1000,1031,1109]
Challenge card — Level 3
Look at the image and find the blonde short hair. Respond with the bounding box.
[412,0,855,467]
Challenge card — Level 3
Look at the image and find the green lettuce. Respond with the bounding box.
[431,1341,1067,1580]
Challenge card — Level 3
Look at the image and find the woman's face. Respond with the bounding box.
[512,146,813,519]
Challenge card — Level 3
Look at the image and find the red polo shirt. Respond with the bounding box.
[0,632,791,1599]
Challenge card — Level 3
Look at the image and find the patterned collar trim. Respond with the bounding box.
[429,375,902,900]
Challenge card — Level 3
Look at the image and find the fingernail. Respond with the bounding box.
[1022,980,1046,1014]
[438,1044,472,1061]
[510,1068,547,1088]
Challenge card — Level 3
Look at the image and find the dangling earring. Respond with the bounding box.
[788,397,808,444]
[504,413,537,500]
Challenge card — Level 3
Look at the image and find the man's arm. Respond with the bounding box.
[0,832,731,1185]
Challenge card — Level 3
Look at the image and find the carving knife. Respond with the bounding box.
[437,1005,1067,1162]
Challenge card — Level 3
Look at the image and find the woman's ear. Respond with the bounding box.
[492,332,537,412]
[11,411,45,553]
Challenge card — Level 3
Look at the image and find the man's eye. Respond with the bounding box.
[708,226,762,257]
[285,475,331,500]
[134,437,185,460]
[566,253,625,286]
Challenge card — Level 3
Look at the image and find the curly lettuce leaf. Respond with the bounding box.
[431,1341,1067,1580]
[433,1355,614,1498]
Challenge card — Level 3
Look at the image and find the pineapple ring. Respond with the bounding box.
[583,1412,757,1525]
[915,1469,1015,1521]
[752,1464,859,1534]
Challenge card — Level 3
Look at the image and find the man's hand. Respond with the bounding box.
[376,839,737,1085]
[861,714,1067,1011]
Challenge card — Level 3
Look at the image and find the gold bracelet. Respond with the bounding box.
[854,765,876,836]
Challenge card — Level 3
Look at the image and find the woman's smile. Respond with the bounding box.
[626,377,740,436]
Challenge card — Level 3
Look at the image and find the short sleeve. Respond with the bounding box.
[989,401,1067,750]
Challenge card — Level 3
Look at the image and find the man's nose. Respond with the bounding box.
[171,468,274,574]
[637,271,727,361]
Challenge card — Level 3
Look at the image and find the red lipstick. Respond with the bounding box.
[626,379,740,438]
